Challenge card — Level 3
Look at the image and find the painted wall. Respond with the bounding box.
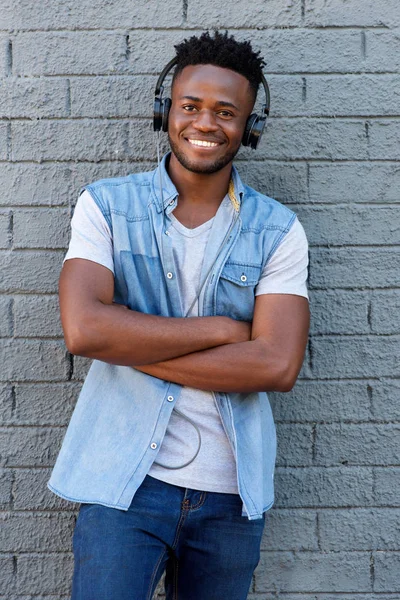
[0,1,399,597]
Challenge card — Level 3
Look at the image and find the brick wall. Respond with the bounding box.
[0,0,399,598]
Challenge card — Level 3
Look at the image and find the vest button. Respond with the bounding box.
[240,274,247,282]
[167,272,173,279]
[150,442,157,449]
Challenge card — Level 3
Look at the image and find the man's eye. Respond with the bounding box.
[183,105,197,112]
[218,111,233,118]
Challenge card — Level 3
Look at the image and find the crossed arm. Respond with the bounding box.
[59,258,310,393]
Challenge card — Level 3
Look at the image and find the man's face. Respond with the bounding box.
[168,64,255,175]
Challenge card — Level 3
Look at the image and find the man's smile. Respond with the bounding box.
[186,138,222,148]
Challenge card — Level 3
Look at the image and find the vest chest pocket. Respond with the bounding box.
[216,262,262,322]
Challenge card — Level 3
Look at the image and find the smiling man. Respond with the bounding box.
[48,31,310,600]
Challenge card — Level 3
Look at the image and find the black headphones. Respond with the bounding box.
[153,57,270,150]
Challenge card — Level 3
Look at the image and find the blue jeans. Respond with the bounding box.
[71,475,265,600]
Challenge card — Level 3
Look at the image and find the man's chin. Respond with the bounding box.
[169,139,239,175]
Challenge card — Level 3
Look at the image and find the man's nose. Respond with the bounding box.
[192,109,219,131]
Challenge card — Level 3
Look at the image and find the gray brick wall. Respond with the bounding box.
[0,0,399,598]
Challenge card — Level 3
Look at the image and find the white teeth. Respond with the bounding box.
[188,139,219,148]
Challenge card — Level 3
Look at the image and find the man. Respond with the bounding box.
[48,31,309,600]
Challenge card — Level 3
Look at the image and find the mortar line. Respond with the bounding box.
[6,39,12,76]
[361,31,367,60]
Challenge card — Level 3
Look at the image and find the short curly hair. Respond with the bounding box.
[172,31,265,100]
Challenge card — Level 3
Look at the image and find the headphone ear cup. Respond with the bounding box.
[242,114,267,150]
[153,97,163,132]
[161,97,171,132]
[242,113,258,147]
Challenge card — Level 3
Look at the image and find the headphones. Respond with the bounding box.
[153,57,270,150]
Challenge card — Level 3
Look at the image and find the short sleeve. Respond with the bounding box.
[255,217,309,299]
[63,189,114,274]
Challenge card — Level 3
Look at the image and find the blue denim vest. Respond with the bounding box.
[48,154,296,520]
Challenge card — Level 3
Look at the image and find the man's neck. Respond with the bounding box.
[167,153,232,208]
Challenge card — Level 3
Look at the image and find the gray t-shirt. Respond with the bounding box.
[148,208,240,492]
[64,190,309,494]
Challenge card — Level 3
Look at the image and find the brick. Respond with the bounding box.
[0,250,62,293]
[247,596,400,600]
[14,295,63,338]
[0,295,12,336]
[16,553,73,594]
[127,30,363,75]
[0,162,158,208]
[276,424,313,467]
[187,1,302,27]
[296,205,400,246]
[14,468,77,511]
[13,32,127,76]
[71,355,92,381]
[274,466,374,508]
[262,509,318,551]
[368,121,400,160]
[0,122,8,160]
[309,248,400,289]
[0,468,13,508]
[0,77,69,119]
[258,75,303,118]
[238,118,368,161]
[0,512,75,551]
[0,339,69,382]
[270,380,372,422]
[372,380,400,421]
[305,75,400,117]
[70,75,155,118]
[0,163,73,207]
[315,424,400,466]
[306,0,400,27]
[370,291,400,334]
[236,161,308,204]
[12,382,79,425]
[254,551,371,592]
[308,290,369,335]
[13,208,70,249]
[319,509,400,551]
[0,36,8,77]
[0,556,14,593]
[366,32,400,73]
[0,427,65,467]
[11,119,163,162]
[309,162,400,204]
[311,336,400,379]
[0,384,13,423]
[12,120,126,162]
[0,211,11,248]
[374,467,400,506]
[0,0,182,29]
[374,552,400,592]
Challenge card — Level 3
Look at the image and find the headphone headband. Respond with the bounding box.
[153,58,271,149]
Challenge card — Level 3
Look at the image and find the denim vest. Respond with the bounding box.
[48,154,296,520]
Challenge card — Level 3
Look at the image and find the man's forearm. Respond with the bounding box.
[134,337,298,393]
[67,302,251,366]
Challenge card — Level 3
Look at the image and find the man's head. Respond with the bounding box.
[167,31,265,175]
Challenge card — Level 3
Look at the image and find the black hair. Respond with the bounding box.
[172,31,265,99]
